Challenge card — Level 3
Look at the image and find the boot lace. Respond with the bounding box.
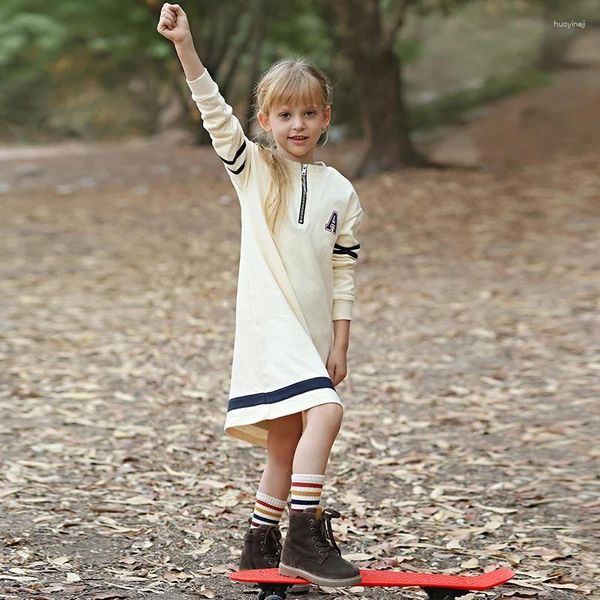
[262,526,282,565]
[313,508,342,556]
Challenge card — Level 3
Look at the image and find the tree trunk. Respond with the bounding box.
[537,0,578,70]
[144,0,255,145]
[332,0,426,177]
[353,45,424,176]
[241,0,266,133]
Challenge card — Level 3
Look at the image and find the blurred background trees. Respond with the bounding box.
[1,0,597,174]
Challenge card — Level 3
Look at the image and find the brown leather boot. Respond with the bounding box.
[239,518,283,570]
[279,506,361,587]
[239,518,310,593]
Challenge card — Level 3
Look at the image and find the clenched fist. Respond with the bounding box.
[156,3,191,44]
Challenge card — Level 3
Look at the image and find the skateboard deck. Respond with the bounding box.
[230,567,514,599]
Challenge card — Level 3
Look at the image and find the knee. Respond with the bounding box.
[267,444,297,474]
[306,403,343,435]
[267,415,302,465]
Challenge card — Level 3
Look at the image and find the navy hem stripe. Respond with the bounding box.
[217,139,246,165]
[228,376,334,411]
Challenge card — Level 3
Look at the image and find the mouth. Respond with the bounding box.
[289,135,309,144]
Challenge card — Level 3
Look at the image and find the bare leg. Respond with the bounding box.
[292,403,343,474]
[258,413,303,500]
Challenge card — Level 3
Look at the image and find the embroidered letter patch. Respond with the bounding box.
[325,210,338,234]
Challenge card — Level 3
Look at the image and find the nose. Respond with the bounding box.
[291,115,306,130]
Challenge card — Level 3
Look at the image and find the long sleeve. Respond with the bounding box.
[185,68,254,194]
[332,189,364,321]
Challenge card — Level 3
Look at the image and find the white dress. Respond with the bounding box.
[186,69,364,448]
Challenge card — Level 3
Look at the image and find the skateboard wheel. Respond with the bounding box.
[424,589,469,600]
[258,588,286,600]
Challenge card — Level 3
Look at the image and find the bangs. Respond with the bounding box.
[265,70,325,112]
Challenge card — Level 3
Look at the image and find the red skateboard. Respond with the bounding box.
[230,567,514,600]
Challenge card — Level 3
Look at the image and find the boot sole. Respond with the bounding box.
[279,562,361,587]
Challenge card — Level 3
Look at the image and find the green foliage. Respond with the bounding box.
[0,0,178,140]
[0,12,66,67]
[397,38,424,64]
[409,68,552,130]
[260,0,333,71]
[0,3,63,137]
[0,0,567,143]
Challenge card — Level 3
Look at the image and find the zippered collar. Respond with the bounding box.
[276,153,328,169]
[298,163,308,224]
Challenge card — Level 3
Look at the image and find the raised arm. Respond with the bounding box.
[157,3,254,193]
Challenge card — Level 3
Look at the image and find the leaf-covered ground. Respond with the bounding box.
[1,69,599,599]
[1,142,597,599]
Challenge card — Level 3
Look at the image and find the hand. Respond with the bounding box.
[326,345,348,387]
[157,3,191,45]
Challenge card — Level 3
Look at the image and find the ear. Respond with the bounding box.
[322,105,331,130]
[257,110,271,132]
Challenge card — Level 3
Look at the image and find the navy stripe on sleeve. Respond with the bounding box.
[216,139,246,165]
[227,160,246,175]
[333,243,360,259]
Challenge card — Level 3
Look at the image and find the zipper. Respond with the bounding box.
[298,162,308,224]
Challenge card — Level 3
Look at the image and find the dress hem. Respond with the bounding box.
[224,388,343,448]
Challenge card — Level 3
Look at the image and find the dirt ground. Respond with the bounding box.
[0,67,598,599]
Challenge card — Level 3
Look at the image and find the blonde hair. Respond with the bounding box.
[251,58,333,238]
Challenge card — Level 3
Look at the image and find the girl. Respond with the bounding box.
[158,4,364,588]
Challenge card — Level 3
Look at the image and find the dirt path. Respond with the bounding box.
[1,67,599,599]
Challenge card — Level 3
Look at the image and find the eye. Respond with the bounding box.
[279,111,317,118]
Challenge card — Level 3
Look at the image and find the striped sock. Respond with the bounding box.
[290,473,325,512]
[250,490,287,528]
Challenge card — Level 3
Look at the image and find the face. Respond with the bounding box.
[258,101,331,164]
